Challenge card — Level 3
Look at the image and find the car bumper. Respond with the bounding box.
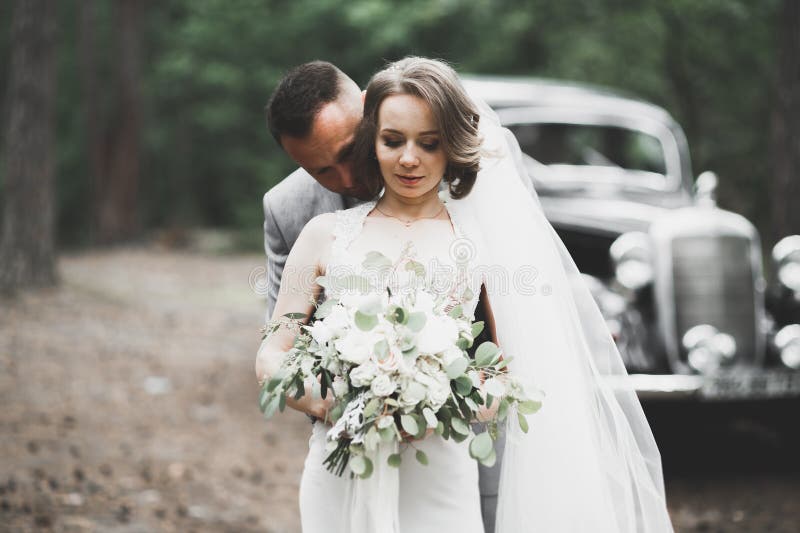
[605,371,800,401]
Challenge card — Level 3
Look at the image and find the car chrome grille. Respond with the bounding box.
[671,235,757,363]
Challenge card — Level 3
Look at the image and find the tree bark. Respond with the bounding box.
[94,0,143,244]
[769,0,800,241]
[79,0,103,243]
[0,0,58,293]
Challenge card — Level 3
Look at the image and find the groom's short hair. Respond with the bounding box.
[266,61,348,146]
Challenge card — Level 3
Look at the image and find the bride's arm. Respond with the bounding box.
[255,213,334,420]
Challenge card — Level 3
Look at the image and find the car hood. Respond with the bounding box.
[539,195,677,236]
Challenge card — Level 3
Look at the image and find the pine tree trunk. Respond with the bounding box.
[0,0,58,293]
[770,0,800,241]
[94,0,143,244]
[79,0,103,244]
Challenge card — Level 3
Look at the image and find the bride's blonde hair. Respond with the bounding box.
[353,57,482,199]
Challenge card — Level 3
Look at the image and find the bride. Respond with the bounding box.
[256,57,674,533]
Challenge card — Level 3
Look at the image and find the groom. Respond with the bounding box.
[263,60,530,533]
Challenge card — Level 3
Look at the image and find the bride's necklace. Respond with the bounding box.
[374,202,445,228]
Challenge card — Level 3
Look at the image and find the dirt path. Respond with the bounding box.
[0,249,797,532]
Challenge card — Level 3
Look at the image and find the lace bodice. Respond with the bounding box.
[324,200,482,318]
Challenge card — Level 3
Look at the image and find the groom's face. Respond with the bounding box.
[281,96,371,199]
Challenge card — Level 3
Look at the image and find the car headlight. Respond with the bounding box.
[774,324,800,369]
[772,235,800,293]
[610,232,653,291]
[682,324,737,374]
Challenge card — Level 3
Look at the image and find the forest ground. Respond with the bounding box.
[1,248,798,532]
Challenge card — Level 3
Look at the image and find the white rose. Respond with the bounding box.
[427,376,451,410]
[370,374,396,397]
[375,345,400,372]
[324,306,351,336]
[399,380,427,409]
[308,321,333,345]
[331,376,349,397]
[417,315,459,355]
[350,361,378,387]
[335,330,377,365]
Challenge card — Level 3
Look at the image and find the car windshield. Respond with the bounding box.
[508,123,667,177]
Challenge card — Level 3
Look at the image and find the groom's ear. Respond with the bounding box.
[361,90,366,105]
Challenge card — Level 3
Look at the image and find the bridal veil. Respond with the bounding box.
[446,98,674,532]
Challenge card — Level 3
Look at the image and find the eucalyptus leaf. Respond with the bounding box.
[422,407,438,428]
[294,380,306,401]
[462,286,475,302]
[282,312,307,320]
[448,304,463,318]
[479,449,497,468]
[329,403,343,422]
[518,399,542,415]
[350,455,373,478]
[363,251,393,271]
[415,450,429,465]
[314,298,336,319]
[446,357,469,379]
[390,306,407,324]
[380,426,396,443]
[365,426,380,452]
[405,260,426,278]
[258,389,270,410]
[451,417,469,436]
[412,413,427,438]
[469,432,493,460]
[278,392,287,412]
[518,412,530,433]
[355,311,378,331]
[387,453,402,467]
[263,395,280,418]
[451,429,468,443]
[435,421,444,435]
[464,396,479,412]
[266,376,282,393]
[363,397,382,419]
[377,415,394,429]
[475,342,500,367]
[455,375,473,396]
[400,414,419,436]
[471,321,485,338]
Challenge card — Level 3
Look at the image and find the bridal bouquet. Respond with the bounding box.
[259,251,541,478]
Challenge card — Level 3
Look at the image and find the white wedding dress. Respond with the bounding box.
[299,200,485,533]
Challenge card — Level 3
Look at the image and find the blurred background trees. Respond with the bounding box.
[0,0,795,257]
[0,0,57,293]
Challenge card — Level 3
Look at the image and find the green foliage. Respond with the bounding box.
[0,0,783,247]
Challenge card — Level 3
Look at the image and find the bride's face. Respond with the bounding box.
[375,94,447,201]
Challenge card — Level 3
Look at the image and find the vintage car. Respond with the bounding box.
[463,76,800,401]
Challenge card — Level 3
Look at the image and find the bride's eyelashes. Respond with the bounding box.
[379,136,441,152]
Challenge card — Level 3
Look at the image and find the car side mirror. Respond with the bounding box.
[694,171,718,207]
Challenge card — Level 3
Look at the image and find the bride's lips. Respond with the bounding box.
[396,174,424,186]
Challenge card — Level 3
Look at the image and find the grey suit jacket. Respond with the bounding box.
[263,167,360,320]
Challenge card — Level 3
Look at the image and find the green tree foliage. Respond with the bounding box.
[0,0,789,247]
